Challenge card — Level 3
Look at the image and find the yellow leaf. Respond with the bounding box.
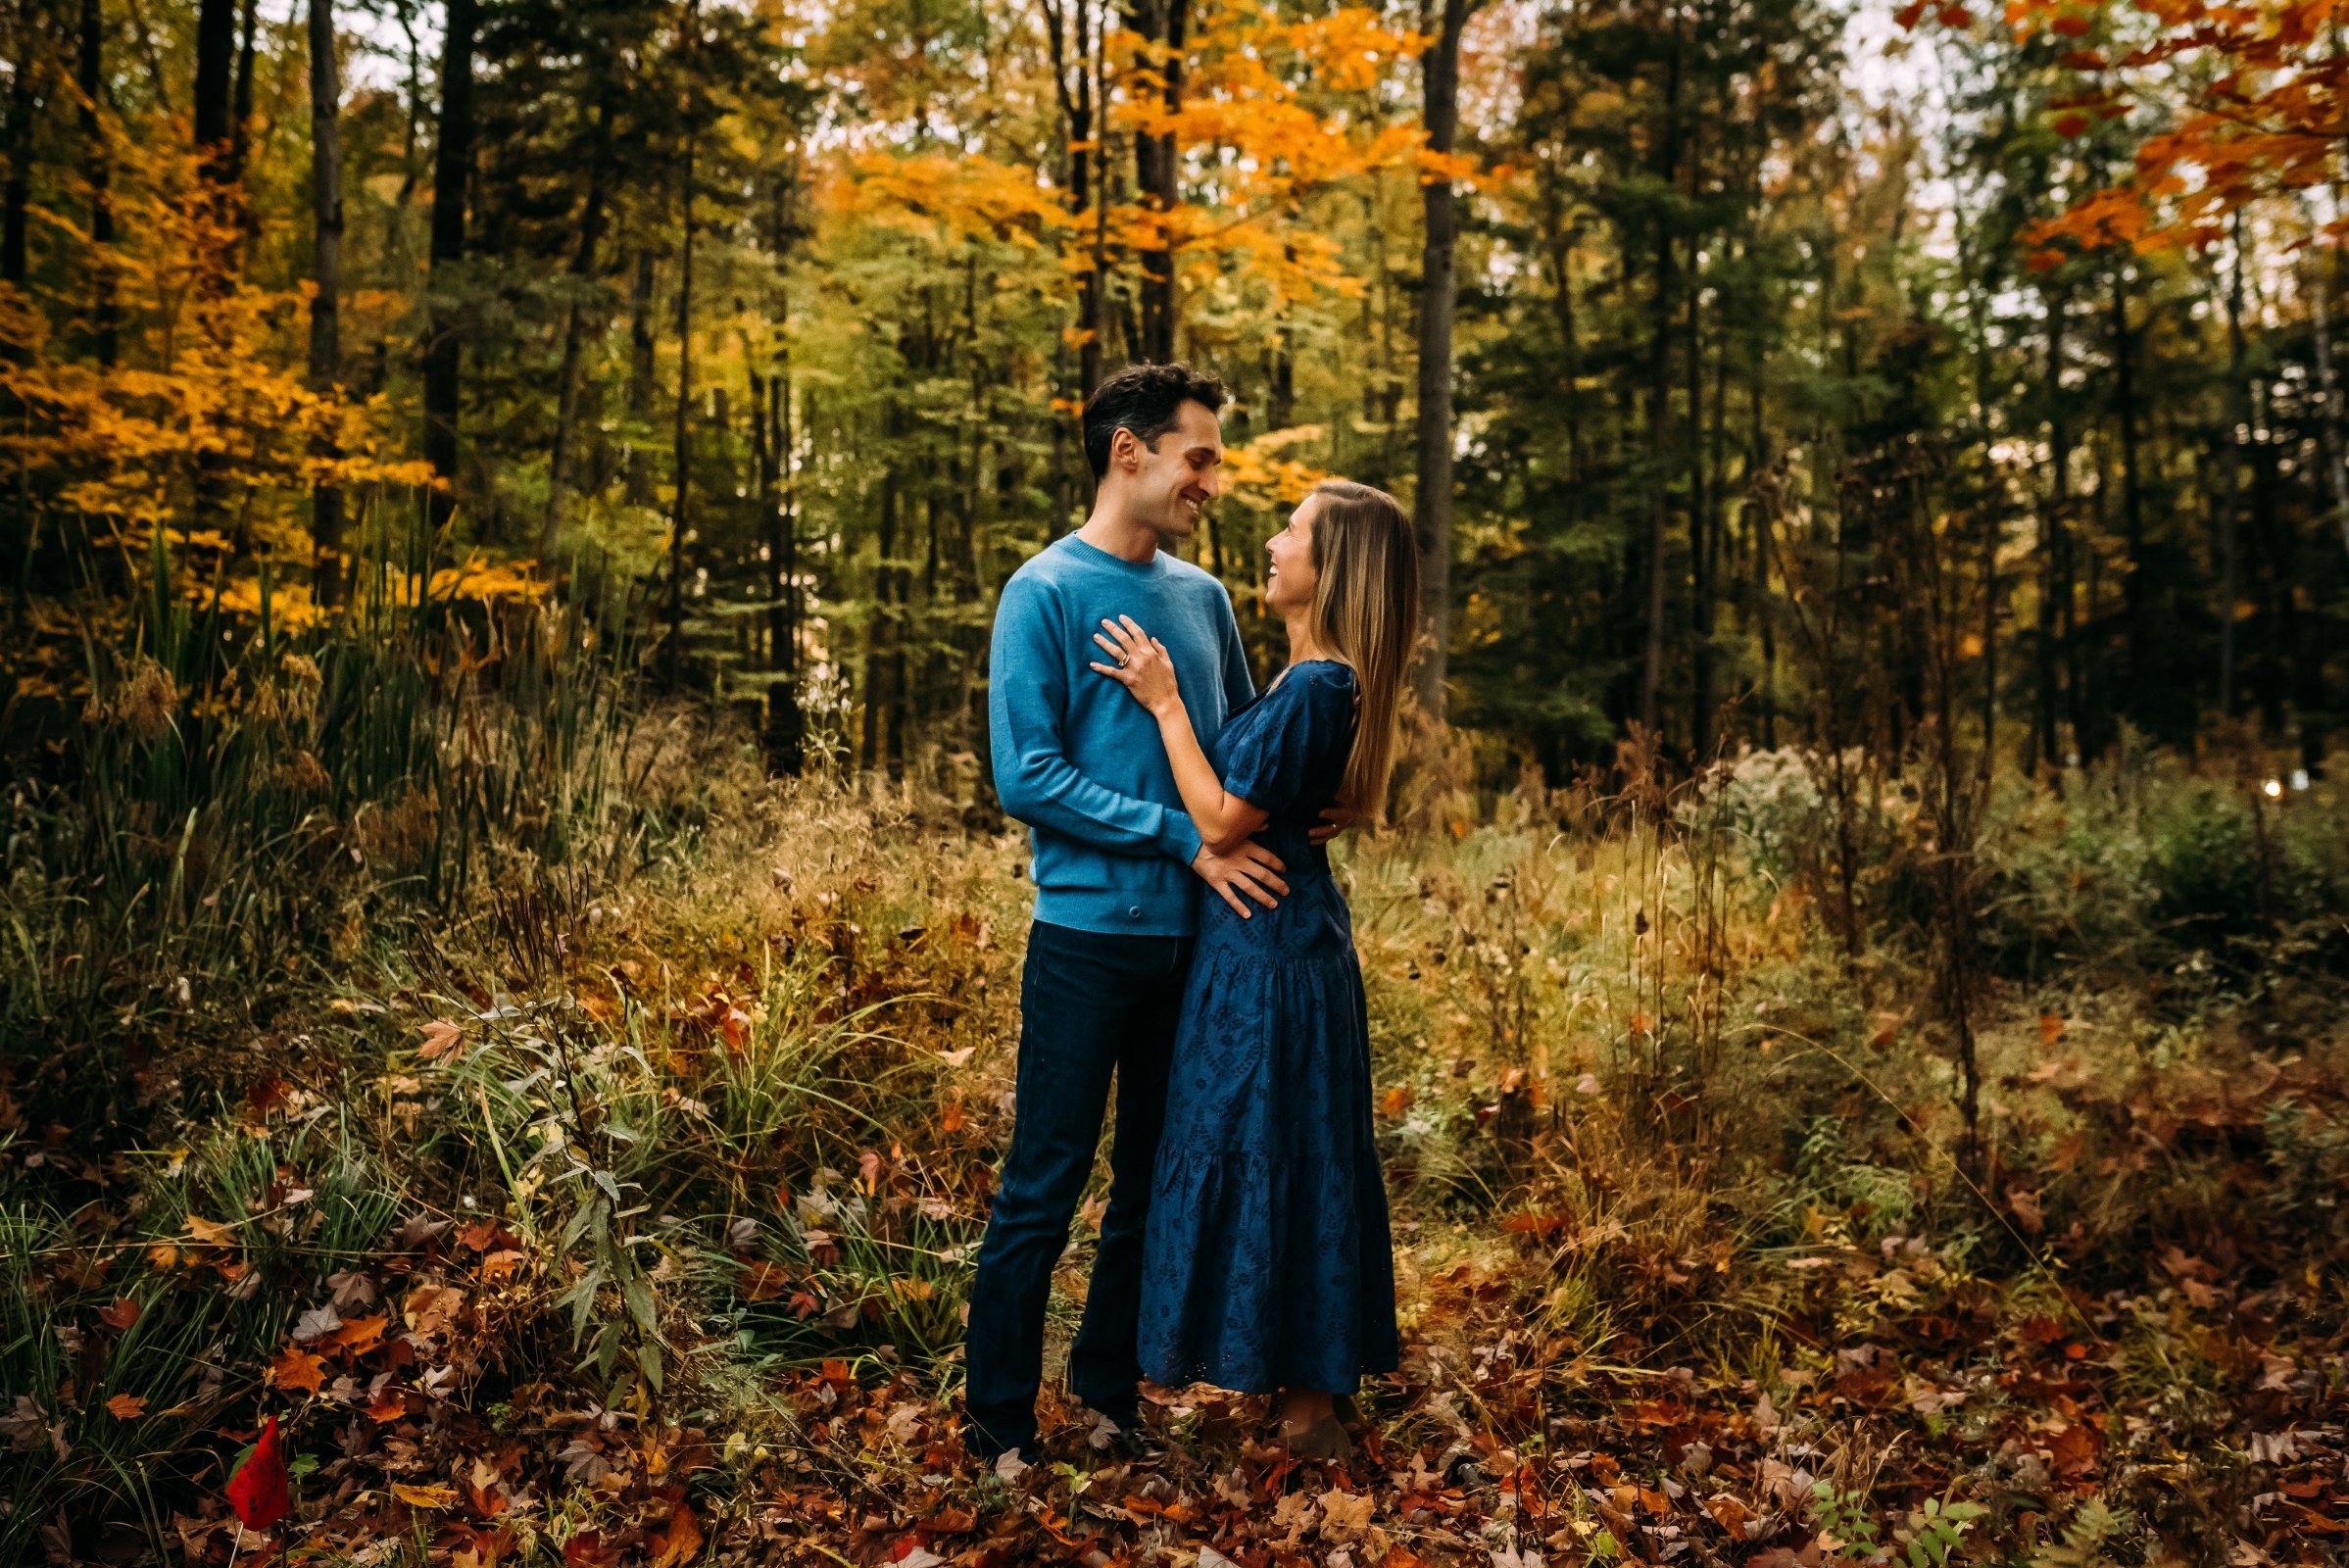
[184,1215,237,1247]
[392,1482,460,1508]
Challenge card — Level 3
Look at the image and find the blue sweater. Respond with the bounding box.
[988,535,1255,936]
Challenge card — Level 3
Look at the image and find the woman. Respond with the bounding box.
[1087,478,1418,1460]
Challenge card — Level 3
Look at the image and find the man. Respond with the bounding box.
[963,364,1296,1465]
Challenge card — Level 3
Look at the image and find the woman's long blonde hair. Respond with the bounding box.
[1305,479,1420,822]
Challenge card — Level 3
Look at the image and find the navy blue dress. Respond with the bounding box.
[1138,660,1400,1395]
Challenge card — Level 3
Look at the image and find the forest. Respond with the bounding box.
[0,0,2345,1559]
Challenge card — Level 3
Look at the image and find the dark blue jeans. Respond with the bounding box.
[961,919,1193,1457]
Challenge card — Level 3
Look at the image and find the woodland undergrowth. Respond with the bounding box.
[0,606,2344,1568]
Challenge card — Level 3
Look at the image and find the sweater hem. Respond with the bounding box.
[1031,889,1199,938]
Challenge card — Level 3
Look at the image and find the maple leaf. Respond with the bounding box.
[97,1298,140,1331]
[293,1303,343,1344]
[106,1393,147,1419]
[392,1482,459,1507]
[269,1347,327,1394]
[225,1415,290,1530]
[417,1019,465,1060]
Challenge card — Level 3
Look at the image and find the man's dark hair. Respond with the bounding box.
[1082,363,1228,480]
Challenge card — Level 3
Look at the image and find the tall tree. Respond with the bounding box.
[1412,0,1476,721]
[541,93,612,555]
[1639,12,1686,744]
[1,0,45,295]
[78,0,117,367]
[1134,0,1186,363]
[667,0,701,688]
[422,0,477,530]
[308,0,344,601]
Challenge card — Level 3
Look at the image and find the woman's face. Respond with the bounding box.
[1265,494,1321,615]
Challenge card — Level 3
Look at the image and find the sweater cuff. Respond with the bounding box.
[1158,808,1203,869]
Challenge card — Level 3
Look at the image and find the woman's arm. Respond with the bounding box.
[1090,615,1269,856]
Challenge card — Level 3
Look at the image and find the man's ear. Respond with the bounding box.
[1109,425,1141,472]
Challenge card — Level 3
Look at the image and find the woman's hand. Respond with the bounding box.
[1089,615,1182,718]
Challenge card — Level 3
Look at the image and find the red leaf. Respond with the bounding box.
[225,1414,290,1530]
[2053,111,2091,137]
[2050,12,2091,34]
[564,1531,620,1568]
[98,1298,141,1331]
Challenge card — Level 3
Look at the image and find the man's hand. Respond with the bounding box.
[1307,806,1354,847]
[1193,841,1288,918]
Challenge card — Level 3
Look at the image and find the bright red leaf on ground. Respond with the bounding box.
[225,1414,290,1529]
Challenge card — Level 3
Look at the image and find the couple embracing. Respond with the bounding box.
[961,362,1417,1467]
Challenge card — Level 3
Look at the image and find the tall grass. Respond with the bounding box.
[2,514,641,1088]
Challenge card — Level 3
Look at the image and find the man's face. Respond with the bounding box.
[1116,400,1225,549]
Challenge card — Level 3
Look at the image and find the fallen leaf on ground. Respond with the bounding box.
[269,1347,326,1394]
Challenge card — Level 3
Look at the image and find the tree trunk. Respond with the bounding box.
[421,0,477,531]
[308,0,344,603]
[1,2,33,295]
[1697,274,1728,761]
[2303,195,2349,566]
[544,96,613,556]
[1084,0,1107,397]
[1135,0,1186,362]
[2107,260,2147,715]
[769,368,806,773]
[228,0,257,183]
[1411,0,1474,721]
[194,0,236,189]
[626,249,657,507]
[79,0,118,366]
[1639,17,1685,744]
[668,7,700,692]
[191,0,238,523]
[2220,222,2249,718]
[2035,288,2070,770]
[1545,192,1583,492]
[863,462,902,773]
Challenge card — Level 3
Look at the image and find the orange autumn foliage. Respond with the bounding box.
[1906,0,2349,254]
